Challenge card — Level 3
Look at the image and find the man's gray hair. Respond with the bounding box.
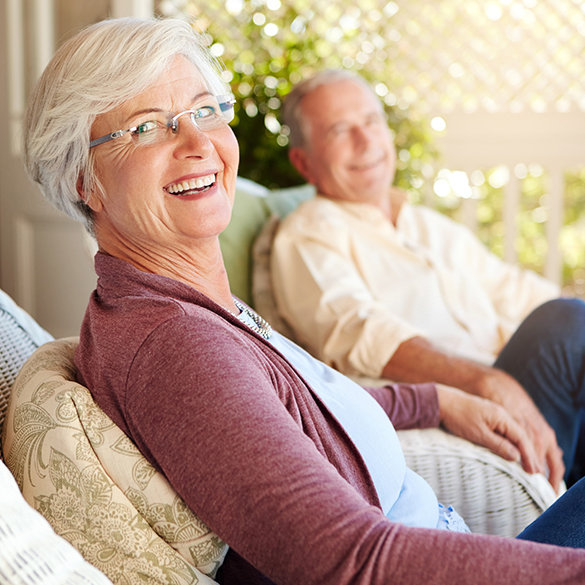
[282,69,379,150]
[23,17,229,234]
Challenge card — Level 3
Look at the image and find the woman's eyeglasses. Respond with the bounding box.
[89,95,235,149]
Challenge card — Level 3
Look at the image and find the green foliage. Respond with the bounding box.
[561,168,585,295]
[178,0,438,190]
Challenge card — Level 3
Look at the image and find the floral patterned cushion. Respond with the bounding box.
[2,338,227,585]
[0,459,114,585]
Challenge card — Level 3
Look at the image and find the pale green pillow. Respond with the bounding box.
[220,178,315,307]
[220,184,270,306]
[264,184,316,219]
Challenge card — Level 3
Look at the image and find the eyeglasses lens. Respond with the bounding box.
[130,102,233,146]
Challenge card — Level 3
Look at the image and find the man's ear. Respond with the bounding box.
[76,174,103,213]
[289,147,314,184]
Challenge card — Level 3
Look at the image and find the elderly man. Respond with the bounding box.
[271,69,585,490]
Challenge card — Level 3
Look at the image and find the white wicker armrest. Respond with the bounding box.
[350,375,562,538]
[397,427,561,537]
[0,460,113,585]
[0,294,53,458]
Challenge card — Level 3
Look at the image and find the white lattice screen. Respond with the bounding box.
[373,0,585,116]
[159,0,585,115]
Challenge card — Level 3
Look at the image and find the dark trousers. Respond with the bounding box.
[517,475,585,547]
[494,298,585,485]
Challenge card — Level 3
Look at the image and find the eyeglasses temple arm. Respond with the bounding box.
[218,97,236,113]
[89,130,126,149]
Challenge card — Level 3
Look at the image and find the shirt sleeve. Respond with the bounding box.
[123,315,585,585]
[469,234,559,337]
[271,216,424,378]
[417,207,560,340]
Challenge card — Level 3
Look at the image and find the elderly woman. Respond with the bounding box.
[22,17,585,585]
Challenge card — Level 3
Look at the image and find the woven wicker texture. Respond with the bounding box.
[398,428,560,538]
[0,310,39,459]
[0,461,114,585]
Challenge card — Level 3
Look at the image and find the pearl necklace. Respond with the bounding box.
[233,298,273,340]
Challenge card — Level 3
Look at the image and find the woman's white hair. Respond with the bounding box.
[23,17,230,233]
[282,69,378,150]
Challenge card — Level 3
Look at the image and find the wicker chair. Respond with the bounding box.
[251,213,562,538]
[0,290,53,459]
[0,289,115,585]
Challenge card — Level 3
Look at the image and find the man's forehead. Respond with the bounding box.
[303,80,383,124]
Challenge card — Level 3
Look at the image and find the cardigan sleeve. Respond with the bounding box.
[124,314,585,585]
[364,383,440,430]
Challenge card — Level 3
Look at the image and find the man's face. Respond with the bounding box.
[291,79,397,206]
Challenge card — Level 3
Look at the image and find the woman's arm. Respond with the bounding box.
[363,382,439,430]
[125,316,585,585]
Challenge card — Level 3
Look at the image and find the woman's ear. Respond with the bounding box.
[77,174,103,212]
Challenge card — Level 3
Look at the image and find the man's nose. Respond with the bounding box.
[351,125,374,148]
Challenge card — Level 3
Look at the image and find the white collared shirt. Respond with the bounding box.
[271,196,559,378]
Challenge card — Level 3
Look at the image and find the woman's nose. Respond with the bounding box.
[173,113,214,159]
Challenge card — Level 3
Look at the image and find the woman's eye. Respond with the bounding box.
[133,120,159,135]
[194,106,216,119]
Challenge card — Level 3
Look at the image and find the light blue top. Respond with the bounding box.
[238,311,468,531]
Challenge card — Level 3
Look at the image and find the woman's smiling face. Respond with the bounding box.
[86,55,239,255]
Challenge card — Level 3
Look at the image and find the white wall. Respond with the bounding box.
[0,0,152,338]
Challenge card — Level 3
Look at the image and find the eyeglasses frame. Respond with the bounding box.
[89,95,236,149]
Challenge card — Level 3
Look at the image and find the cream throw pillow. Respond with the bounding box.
[3,338,227,585]
[251,215,308,347]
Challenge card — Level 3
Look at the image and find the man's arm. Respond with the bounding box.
[382,336,565,492]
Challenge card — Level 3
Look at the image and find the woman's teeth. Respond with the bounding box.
[167,174,215,195]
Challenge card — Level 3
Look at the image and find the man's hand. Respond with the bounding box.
[436,384,541,474]
[384,337,565,492]
[470,369,565,493]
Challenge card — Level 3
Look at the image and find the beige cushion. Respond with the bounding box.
[220,178,315,308]
[252,215,306,345]
[3,338,225,585]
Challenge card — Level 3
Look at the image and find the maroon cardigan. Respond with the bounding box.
[75,253,585,585]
